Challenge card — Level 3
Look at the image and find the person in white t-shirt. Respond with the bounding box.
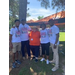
[40,23,50,64]
[19,19,31,60]
[48,19,59,71]
[9,20,21,68]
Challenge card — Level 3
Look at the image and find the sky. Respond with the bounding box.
[27,0,61,21]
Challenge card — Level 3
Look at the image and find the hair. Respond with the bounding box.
[21,19,25,21]
[40,23,46,28]
[14,19,20,23]
[48,19,54,23]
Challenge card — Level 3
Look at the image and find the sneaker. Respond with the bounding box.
[46,59,49,64]
[40,58,45,61]
[35,59,38,62]
[12,62,16,68]
[32,57,35,60]
[15,60,21,64]
[23,57,25,60]
[51,67,59,71]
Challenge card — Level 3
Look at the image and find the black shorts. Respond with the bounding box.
[41,42,50,56]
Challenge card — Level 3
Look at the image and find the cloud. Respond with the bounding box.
[27,8,57,21]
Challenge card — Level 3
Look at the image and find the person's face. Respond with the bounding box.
[33,28,37,32]
[42,26,45,30]
[48,21,54,26]
[15,21,20,27]
[21,21,25,25]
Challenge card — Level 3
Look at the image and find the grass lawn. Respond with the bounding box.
[59,32,65,41]
[9,32,65,75]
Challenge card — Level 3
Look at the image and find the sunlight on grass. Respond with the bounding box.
[59,32,65,41]
[59,44,63,46]
[52,64,55,66]
[30,67,34,72]
[38,71,46,75]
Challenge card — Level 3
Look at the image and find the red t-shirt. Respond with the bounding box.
[29,31,40,46]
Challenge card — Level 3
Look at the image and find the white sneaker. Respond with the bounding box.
[51,67,59,71]
[46,59,49,64]
[40,58,45,61]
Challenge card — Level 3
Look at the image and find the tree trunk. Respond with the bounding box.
[19,0,27,22]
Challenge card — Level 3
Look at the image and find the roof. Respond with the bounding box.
[27,17,65,26]
[35,11,65,23]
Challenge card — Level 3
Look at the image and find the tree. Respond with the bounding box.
[38,0,65,19]
[19,0,65,23]
[27,13,31,17]
[9,0,65,28]
[9,0,31,30]
[37,16,44,20]
[19,0,27,22]
[51,0,65,11]
[37,0,50,9]
[38,0,65,11]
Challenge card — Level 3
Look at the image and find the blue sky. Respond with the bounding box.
[27,0,61,21]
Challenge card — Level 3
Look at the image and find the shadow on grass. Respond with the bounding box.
[18,60,63,75]
[59,41,65,55]
[9,41,65,75]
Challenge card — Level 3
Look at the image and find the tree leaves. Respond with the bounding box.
[38,0,50,9]
[37,16,44,20]
[38,0,65,11]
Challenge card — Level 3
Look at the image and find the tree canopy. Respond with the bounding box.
[37,16,44,20]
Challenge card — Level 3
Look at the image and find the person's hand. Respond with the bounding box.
[12,25,15,28]
[54,44,57,49]
[10,42,13,49]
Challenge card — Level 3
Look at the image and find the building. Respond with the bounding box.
[26,11,65,30]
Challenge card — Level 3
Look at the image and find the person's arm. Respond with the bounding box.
[54,33,59,49]
[39,31,41,38]
[55,33,59,44]
[54,27,59,49]
[27,24,31,31]
[9,29,13,49]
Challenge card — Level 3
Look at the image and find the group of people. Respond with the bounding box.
[9,19,59,71]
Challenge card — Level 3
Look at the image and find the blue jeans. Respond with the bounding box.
[21,40,30,57]
[30,46,40,57]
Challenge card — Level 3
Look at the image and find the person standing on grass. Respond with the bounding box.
[29,26,40,62]
[40,23,50,64]
[9,19,21,68]
[48,19,59,71]
[19,19,31,60]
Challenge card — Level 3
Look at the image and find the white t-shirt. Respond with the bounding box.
[40,29,50,44]
[48,25,59,45]
[10,27,21,43]
[19,23,31,41]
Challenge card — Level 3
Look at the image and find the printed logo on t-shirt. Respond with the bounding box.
[48,29,52,37]
[21,27,27,34]
[41,32,46,38]
[15,31,20,37]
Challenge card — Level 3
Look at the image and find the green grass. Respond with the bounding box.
[18,59,63,75]
[59,32,65,41]
[9,32,65,75]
